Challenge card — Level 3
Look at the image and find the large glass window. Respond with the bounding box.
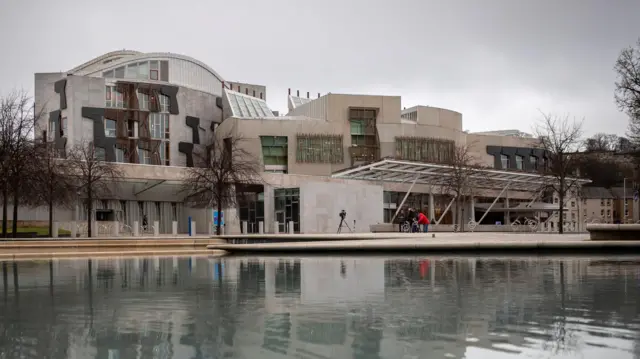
[125,63,138,78]
[530,156,538,169]
[138,148,151,165]
[149,113,168,139]
[115,147,126,163]
[515,155,524,170]
[159,94,170,113]
[95,147,106,161]
[105,86,126,108]
[137,61,149,80]
[150,61,159,80]
[137,91,149,110]
[274,188,300,233]
[395,137,454,163]
[104,119,116,137]
[296,135,343,163]
[500,154,509,169]
[261,136,288,166]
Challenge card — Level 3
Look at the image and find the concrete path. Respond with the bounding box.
[206,232,640,254]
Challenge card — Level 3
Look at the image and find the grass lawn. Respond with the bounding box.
[6,226,71,236]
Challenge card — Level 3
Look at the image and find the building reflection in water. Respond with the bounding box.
[1,256,640,358]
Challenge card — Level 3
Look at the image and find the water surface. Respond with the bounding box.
[1,256,640,358]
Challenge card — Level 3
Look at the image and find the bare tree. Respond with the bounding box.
[439,142,482,228]
[181,131,262,235]
[66,141,124,238]
[584,133,623,152]
[0,91,39,237]
[534,113,584,234]
[33,141,76,236]
[614,38,640,143]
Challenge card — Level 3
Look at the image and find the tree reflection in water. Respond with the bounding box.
[0,256,639,358]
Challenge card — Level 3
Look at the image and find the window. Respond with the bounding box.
[60,117,67,137]
[48,119,56,141]
[607,209,611,217]
[95,147,106,161]
[127,120,139,138]
[149,113,168,139]
[104,119,116,137]
[159,94,170,113]
[571,201,575,207]
[115,147,126,163]
[105,86,126,108]
[600,209,604,216]
[554,197,558,204]
[296,135,343,163]
[114,66,125,78]
[137,91,149,110]
[260,136,288,166]
[500,154,509,169]
[138,148,151,165]
[606,199,611,206]
[600,199,604,206]
[395,137,454,163]
[515,155,524,170]
[150,61,159,80]
[137,61,149,80]
[103,70,114,78]
[125,63,138,78]
[571,213,576,220]
[530,156,537,169]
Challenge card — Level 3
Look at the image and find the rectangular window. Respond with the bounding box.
[103,70,114,78]
[138,148,151,165]
[150,61,159,80]
[115,147,126,163]
[106,86,126,108]
[607,209,611,217]
[127,120,139,138]
[95,147,106,161]
[601,199,604,206]
[260,136,288,166]
[137,61,149,80]
[104,119,116,137]
[60,117,67,137]
[159,94,170,113]
[125,63,138,78]
[114,66,125,78]
[530,156,537,169]
[601,209,604,216]
[394,137,454,163]
[515,155,523,170]
[296,135,343,163]
[160,60,169,81]
[137,91,149,110]
[500,154,509,169]
[606,199,611,206]
[48,119,56,141]
[149,113,168,139]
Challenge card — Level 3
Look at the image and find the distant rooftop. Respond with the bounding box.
[288,95,313,109]
[472,129,534,138]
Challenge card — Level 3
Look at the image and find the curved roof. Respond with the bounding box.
[68,50,225,83]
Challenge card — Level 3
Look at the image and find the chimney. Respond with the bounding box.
[222,81,225,92]
[318,93,320,98]
[296,90,299,97]
[253,90,256,97]
[260,92,263,99]
[245,88,248,95]
[306,92,309,98]
[288,88,291,95]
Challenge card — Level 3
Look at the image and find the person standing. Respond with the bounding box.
[418,212,430,233]
[396,209,406,232]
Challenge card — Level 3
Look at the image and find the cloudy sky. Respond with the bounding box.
[1,0,639,136]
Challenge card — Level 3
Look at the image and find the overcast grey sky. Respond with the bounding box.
[1,0,639,136]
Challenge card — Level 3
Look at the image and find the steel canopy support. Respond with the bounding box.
[134,180,167,196]
[476,182,511,225]
[391,174,420,223]
[435,195,457,225]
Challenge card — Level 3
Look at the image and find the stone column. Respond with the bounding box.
[52,222,59,238]
[191,220,196,236]
[504,196,510,225]
[469,197,475,222]
[288,221,295,234]
[428,193,435,222]
[172,221,178,235]
[274,221,280,234]
[133,221,139,236]
[153,221,159,236]
[259,221,264,234]
[242,221,248,234]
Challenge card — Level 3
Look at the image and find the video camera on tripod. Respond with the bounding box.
[337,209,352,233]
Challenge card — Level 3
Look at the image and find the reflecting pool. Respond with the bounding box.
[1,256,640,358]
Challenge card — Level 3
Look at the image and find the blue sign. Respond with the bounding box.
[214,211,224,226]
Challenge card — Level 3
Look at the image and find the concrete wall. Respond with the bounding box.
[299,180,383,233]
[34,72,66,139]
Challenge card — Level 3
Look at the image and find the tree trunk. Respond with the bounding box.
[216,197,222,236]
[87,193,92,238]
[558,184,565,234]
[48,198,54,237]
[11,192,18,238]
[2,183,7,237]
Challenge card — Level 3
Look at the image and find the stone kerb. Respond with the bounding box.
[586,223,640,240]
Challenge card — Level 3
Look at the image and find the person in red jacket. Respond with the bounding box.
[417,212,430,233]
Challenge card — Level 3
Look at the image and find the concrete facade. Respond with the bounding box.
[29,49,574,235]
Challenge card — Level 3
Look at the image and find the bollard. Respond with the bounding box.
[288,221,294,234]
[153,220,159,237]
[133,221,140,236]
[242,221,248,234]
[172,221,178,236]
[191,220,197,236]
[112,221,119,237]
[70,221,77,238]
[91,221,98,237]
[52,222,59,238]
[259,221,264,234]
[274,221,279,234]
[208,221,214,235]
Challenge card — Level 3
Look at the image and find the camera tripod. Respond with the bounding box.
[337,215,353,234]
